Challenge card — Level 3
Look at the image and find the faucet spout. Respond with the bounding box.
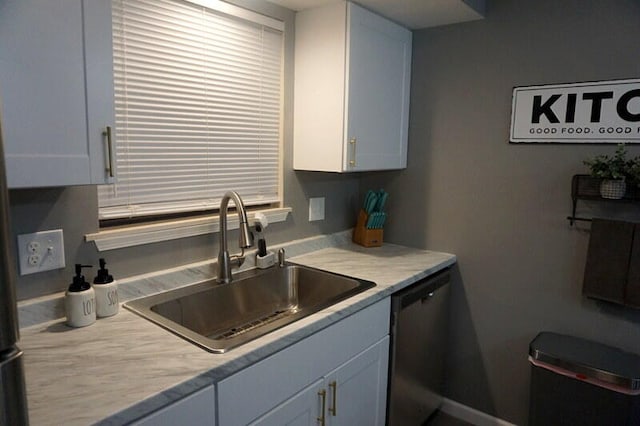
[217,191,254,284]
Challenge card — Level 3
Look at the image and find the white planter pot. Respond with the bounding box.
[600,179,626,199]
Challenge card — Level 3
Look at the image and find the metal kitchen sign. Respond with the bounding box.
[510,78,640,143]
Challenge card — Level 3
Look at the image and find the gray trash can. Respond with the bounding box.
[529,332,640,426]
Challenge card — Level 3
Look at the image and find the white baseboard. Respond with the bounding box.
[441,398,517,426]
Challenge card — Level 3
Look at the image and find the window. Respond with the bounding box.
[99,0,284,222]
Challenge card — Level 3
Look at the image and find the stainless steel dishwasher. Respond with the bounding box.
[387,268,451,425]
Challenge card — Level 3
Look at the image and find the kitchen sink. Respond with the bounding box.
[124,263,375,353]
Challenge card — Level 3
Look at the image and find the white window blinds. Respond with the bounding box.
[99,0,283,220]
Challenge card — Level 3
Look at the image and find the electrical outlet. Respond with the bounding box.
[17,229,66,275]
[27,241,40,253]
[309,197,325,222]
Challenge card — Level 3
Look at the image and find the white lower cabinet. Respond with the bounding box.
[132,385,216,426]
[251,337,389,426]
[217,298,391,426]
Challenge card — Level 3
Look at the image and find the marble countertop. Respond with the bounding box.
[19,235,455,425]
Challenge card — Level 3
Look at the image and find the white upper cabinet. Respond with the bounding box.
[293,1,412,172]
[0,0,116,188]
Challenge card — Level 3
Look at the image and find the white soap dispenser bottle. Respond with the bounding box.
[64,264,96,327]
[93,258,118,318]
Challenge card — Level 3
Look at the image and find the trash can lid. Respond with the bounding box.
[529,332,640,391]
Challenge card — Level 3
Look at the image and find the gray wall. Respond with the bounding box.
[8,1,361,300]
[362,0,640,423]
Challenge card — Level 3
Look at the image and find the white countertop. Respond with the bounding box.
[19,237,455,425]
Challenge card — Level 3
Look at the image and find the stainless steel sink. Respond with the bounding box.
[124,263,375,353]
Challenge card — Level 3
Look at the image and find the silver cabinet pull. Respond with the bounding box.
[103,126,114,178]
[317,389,327,425]
[349,137,356,167]
[329,381,337,416]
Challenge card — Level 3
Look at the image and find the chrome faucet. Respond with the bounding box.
[217,191,254,284]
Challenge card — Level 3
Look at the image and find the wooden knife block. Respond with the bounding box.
[353,209,383,247]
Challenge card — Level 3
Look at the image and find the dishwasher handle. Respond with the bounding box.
[393,268,450,311]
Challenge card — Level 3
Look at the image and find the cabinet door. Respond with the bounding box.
[249,380,324,426]
[325,336,390,426]
[292,1,347,173]
[0,0,115,188]
[345,2,411,171]
[131,385,216,426]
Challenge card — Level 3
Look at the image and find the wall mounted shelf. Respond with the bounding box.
[568,174,640,225]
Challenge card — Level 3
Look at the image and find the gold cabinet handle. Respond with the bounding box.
[317,389,327,426]
[103,126,114,178]
[349,137,356,167]
[328,381,337,416]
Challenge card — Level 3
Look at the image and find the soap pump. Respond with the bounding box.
[93,258,119,318]
[65,264,96,328]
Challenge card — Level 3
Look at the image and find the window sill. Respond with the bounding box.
[85,207,292,252]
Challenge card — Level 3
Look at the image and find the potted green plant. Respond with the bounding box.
[583,143,628,199]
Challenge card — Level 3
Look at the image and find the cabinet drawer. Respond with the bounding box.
[217,298,390,426]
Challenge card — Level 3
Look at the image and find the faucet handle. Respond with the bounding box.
[278,248,285,267]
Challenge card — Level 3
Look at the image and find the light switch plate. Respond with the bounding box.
[309,197,325,221]
[17,229,66,275]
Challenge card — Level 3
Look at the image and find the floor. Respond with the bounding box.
[425,410,476,426]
